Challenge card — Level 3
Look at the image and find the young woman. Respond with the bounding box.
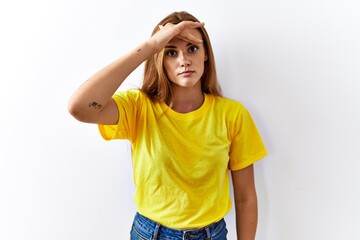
[68,11,267,240]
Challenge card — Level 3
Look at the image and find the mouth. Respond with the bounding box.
[179,70,195,76]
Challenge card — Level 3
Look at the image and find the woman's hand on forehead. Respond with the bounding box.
[149,21,204,53]
[160,21,204,44]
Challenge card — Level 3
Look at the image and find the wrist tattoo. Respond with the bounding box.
[88,101,103,109]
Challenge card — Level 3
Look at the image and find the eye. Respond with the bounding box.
[165,50,177,57]
[188,45,199,53]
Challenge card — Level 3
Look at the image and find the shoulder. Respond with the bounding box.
[113,88,145,98]
[113,89,150,104]
[111,89,155,113]
[209,94,247,114]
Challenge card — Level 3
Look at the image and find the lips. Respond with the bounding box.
[179,70,195,76]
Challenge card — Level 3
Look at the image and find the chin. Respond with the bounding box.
[172,79,201,88]
[176,83,200,89]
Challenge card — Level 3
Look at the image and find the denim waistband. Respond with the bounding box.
[133,212,225,240]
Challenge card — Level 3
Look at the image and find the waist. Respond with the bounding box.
[133,212,226,239]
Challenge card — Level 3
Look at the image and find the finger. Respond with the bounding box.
[178,20,204,27]
[176,22,205,43]
[177,34,204,44]
[176,21,204,31]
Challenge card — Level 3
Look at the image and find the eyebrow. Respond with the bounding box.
[165,43,194,49]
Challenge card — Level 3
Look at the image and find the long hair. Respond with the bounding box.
[141,11,222,102]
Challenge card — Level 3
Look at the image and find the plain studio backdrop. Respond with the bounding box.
[1,0,359,239]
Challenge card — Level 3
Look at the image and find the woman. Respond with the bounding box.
[68,11,267,240]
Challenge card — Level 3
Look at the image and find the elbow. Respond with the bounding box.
[233,191,258,208]
[67,99,90,122]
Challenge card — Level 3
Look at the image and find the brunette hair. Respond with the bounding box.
[141,11,222,102]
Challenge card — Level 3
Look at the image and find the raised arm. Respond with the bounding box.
[67,21,204,125]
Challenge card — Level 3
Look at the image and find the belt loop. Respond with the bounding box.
[152,222,161,240]
[205,227,211,240]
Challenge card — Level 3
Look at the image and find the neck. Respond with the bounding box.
[167,85,204,113]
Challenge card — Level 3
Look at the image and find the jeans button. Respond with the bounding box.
[184,232,196,239]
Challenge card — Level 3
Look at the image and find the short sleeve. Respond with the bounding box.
[98,90,142,141]
[228,104,267,171]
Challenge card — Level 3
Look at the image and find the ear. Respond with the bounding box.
[204,53,208,61]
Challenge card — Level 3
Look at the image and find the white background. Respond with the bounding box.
[1,0,359,239]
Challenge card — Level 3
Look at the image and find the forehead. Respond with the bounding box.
[167,28,203,45]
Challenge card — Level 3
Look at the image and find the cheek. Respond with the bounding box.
[163,62,175,81]
[163,61,175,74]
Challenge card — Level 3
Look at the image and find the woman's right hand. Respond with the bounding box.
[68,21,204,125]
[148,21,205,54]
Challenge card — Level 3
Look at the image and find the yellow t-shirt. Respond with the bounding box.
[98,89,267,229]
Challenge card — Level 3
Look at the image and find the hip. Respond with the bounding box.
[130,212,228,240]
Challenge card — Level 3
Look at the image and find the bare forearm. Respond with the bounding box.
[68,21,204,123]
[68,41,155,118]
[235,198,258,240]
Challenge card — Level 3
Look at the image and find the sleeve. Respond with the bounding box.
[228,104,267,171]
[98,90,142,142]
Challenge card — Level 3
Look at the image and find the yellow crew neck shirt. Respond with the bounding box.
[99,89,267,229]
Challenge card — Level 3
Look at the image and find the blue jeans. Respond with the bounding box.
[130,212,228,240]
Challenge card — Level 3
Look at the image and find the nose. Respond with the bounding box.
[178,52,191,67]
[181,60,191,67]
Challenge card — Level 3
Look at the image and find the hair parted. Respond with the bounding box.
[141,11,222,102]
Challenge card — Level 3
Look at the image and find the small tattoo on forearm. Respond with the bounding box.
[137,48,142,52]
[88,101,103,109]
